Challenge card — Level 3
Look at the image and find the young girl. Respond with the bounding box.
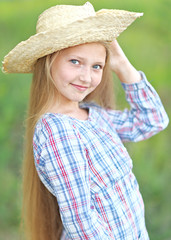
[3,2,169,240]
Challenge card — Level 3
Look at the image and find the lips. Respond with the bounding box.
[71,83,88,91]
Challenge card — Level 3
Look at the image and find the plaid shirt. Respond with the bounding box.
[33,72,169,240]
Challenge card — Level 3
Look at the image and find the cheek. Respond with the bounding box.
[91,74,103,88]
[60,72,70,86]
[53,69,71,86]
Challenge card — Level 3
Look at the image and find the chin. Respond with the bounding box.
[70,95,88,102]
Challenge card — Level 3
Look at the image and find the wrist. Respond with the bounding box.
[109,41,141,84]
[110,55,128,74]
[113,58,141,84]
[116,66,141,84]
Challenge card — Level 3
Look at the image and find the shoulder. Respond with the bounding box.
[34,113,75,144]
[82,102,118,126]
[82,101,107,116]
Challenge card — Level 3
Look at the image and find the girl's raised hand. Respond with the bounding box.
[109,40,141,84]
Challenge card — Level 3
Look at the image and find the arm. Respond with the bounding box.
[33,115,115,239]
[107,72,169,142]
[107,41,169,142]
[109,40,141,84]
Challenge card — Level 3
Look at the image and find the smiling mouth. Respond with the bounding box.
[71,83,88,91]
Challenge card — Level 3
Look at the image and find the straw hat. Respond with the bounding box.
[2,2,143,73]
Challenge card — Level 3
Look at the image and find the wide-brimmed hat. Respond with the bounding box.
[2,2,143,73]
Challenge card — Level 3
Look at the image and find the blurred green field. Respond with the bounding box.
[0,0,170,239]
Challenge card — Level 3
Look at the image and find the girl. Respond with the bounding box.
[3,2,169,240]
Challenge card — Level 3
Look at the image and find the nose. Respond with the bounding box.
[79,66,91,83]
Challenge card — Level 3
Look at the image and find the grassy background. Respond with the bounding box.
[0,0,170,239]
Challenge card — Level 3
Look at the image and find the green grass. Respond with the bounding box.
[0,0,171,239]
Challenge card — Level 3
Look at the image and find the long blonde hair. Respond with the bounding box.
[22,42,115,240]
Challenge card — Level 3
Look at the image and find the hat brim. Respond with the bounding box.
[3,10,143,73]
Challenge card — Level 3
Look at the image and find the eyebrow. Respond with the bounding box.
[69,55,106,65]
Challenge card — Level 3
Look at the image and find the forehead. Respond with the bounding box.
[60,42,106,59]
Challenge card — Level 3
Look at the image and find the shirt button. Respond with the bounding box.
[138,233,141,239]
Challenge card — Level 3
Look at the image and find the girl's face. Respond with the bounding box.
[51,42,106,107]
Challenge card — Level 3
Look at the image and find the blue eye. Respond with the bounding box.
[70,59,79,65]
[93,65,102,70]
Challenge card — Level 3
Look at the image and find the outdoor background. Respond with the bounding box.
[0,0,170,239]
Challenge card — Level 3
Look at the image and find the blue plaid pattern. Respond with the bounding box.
[33,72,169,239]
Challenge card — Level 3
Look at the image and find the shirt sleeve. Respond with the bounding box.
[106,71,169,142]
[33,115,115,240]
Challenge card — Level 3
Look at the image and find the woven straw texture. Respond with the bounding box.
[2,2,143,73]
